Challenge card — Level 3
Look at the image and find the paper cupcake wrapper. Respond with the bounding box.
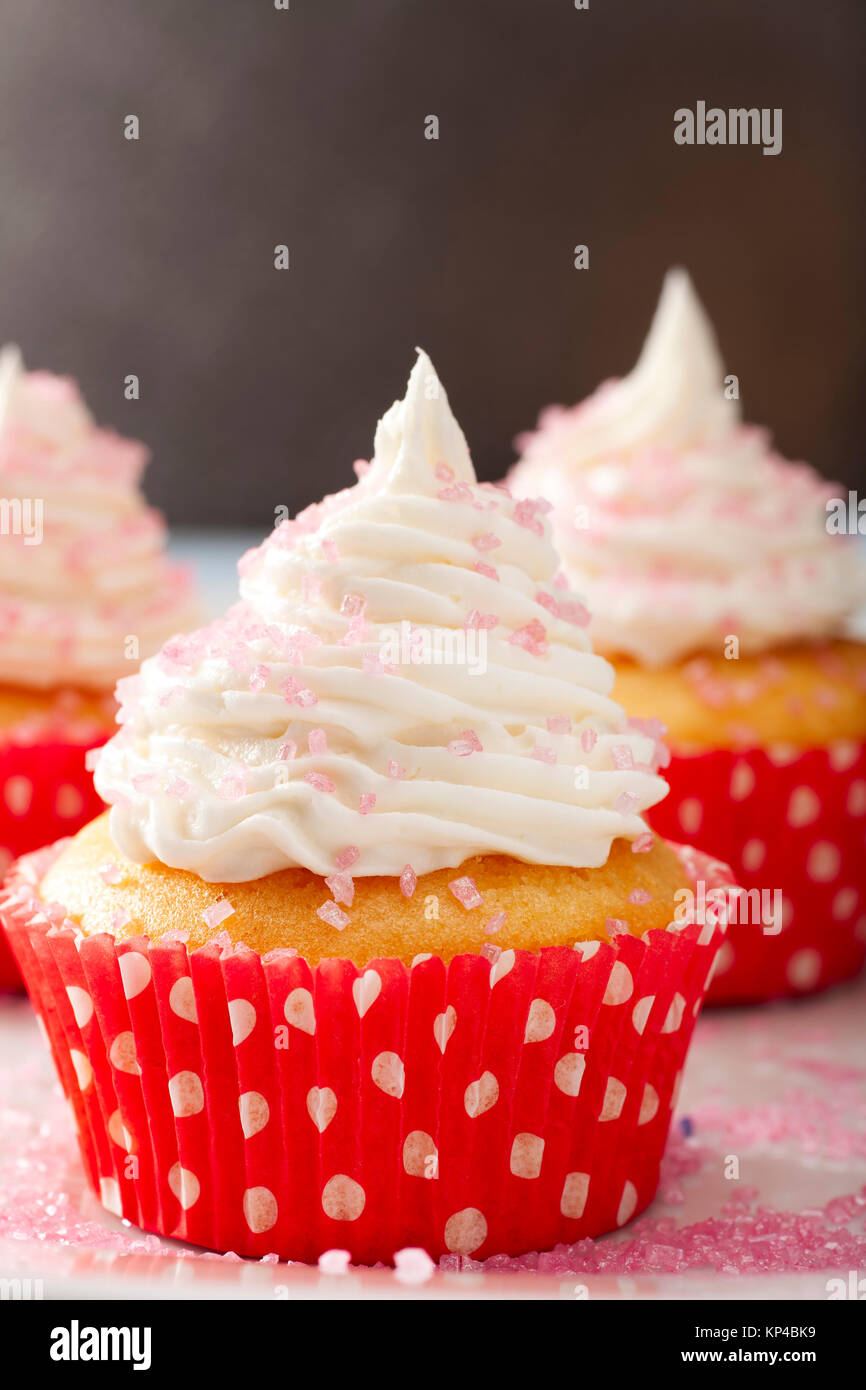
[648,741,866,1004]
[0,730,109,990]
[1,840,733,1265]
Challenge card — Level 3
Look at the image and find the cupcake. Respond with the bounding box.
[1,351,735,1264]
[510,270,866,1003]
[0,345,199,987]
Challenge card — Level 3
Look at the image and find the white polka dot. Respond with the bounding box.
[322,1175,366,1222]
[832,887,859,922]
[403,1131,437,1177]
[4,775,33,816]
[661,993,686,1033]
[119,951,151,999]
[228,998,256,1046]
[847,780,866,817]
[786,949,822,991]
[168,1163,200,1210]
[168,1071,204,1118]
[108,1032,140,1075]
[553,1053,586,1097]
[306,1085,337,1132]
[829,740,860,772]
[616,1180,638,1227]
[239,1091,270,1138]
[284,987,316,1035]
[243,1186,278,1233]
[729,761,755,800]
[741,838,766,873]
[99,1177,123,1217]
[807,841,841,884]
[352,969,381,1017]
[70,1048,93,1091]
[444,1207,487,1255]
[509,1133,544,1179]
[603,960,633,1006]
[66,985,93,1028]
[670,1070,683,1111]
[631,995,655,1034]
[108,1110,134,1152]
[599,1076,626,1122]
[678,798,703,835]
[464,1070,499,1117]
[854,915,866,943]
[371,1051,405,1098]
[524,998,556,1043]
[411,953,432,967]
[638,1083,659,1125]
[489,949,515,987]
[55,783,84,820]
[787,786,820,828]
[169,977,197,1023]
[712,941,735,978]
[433,1005,457,1053]
[560,1172,590,1219]
[573,940,600,961]
[766,743,800,768]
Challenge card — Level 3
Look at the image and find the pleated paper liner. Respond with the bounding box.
[0,722,109,989]
[649,741,866,1005]
[2,840,735,1266]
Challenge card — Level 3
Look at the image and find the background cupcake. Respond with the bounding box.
[0,345,200,987]
[2,352,734,1264]
[509,271,866,1003]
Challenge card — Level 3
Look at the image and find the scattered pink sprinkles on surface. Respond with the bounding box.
[359,793,376,814]
[324,872,355,907]
[628,889,653,905]
[277,740,297,760]
[546,715,572,735]
[611,744,635,770]
[632,831,655,854]
[304,771,335,794]
[99,863,122,885]
[473,561,499,582]
[400,865,417,898]
[580,728,597,753]
[202,899,235,930]
[472,533,501,552]
[448,730,483,757]
[387,760,407,780]
[448,876,483,910]
[605,917,630,937]
[308,728,328,756]
[484,911,506,935]
[317,901,350,930]
[335,846,360,870]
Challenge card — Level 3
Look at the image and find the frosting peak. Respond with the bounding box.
[0,345,199,690]
[510,272,865,665]
[95,350,669,883]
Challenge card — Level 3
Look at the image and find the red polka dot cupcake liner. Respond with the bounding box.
[0,840,734,1265]
[649,741,866,1005]
[0,726,109,990]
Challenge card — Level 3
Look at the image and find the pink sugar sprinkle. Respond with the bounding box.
[99,863,122,885]
[508,619,548,657]
[308,728,328,755]
[556,598,591,627]
[335,846,360,869]
[400,864,417,898]
[473,560,500,582]
[463,609,499,631]
[628,888,653,905]
[531,745,557,765]
[280,674,301,701]
[248,664,270,692]
[301,576,322,603]
[317,900,350,930]
[434,461,454,481]
[552,570,569,590]
[448,876,483,910]
[480,942,502,963]
[165,777,192,800]
[605,917,630,936]
[547,715,572,735]
[512,498,545,535]
[359,793,376,814]
[340,592,367,619]
[131,772,162,794]
[535,590,560,617]
[218,767,248,800]
[484,910,506,935]
[448,729,483,757]
[321,538,339,564]
[202,899,235,930]
[295,688,318,707]
[614,790,639,815]
[362,652,384,676]
[277,740,297,760]
[388,760,407,779]
[580,728,597,753]
[324,871,355,907]
[632,831,655,853]
[472,532,501,552]
[438,481,473,503]
[611,744,634,770]
[109,908,131,932]
[339,615,368,646]
[304,771,335,794]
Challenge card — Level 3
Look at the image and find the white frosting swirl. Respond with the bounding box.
[0,346,200,690]
[511,270,866,665]
[95,350,669,882]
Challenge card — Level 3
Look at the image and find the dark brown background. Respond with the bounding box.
[0,0,862,527]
